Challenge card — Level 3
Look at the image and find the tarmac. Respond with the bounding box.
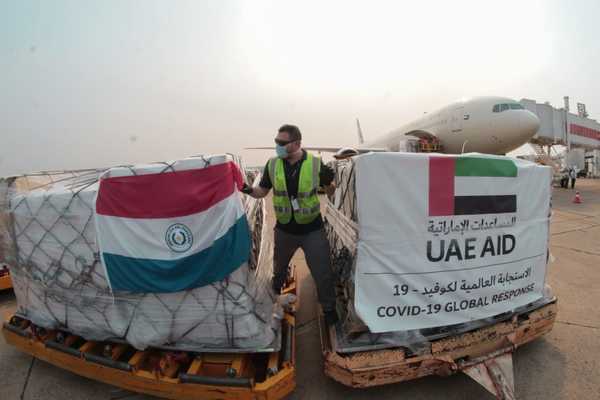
[1,180,600,399]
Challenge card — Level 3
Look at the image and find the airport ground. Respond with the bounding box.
[1,180,600,399]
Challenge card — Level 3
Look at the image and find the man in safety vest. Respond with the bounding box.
[242,124,338,326]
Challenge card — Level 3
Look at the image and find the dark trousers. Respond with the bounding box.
[273,227,336,312]
[571,178,576,189]
[560,177,569,188]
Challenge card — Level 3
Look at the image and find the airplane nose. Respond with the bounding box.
[520,111,540,137]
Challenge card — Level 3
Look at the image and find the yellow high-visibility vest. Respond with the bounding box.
[268,153,321,224]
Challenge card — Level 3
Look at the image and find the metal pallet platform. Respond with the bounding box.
[0,268,11,291]
[2,270,298,400]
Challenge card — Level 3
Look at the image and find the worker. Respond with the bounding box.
[560,168,569,189]
[241,124,339,326]
[569,166,578,189]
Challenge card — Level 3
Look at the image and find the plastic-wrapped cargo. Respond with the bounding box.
[325,152,556,353]
[0,155,279,351]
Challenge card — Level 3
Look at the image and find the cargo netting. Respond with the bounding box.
[0,155,282,352]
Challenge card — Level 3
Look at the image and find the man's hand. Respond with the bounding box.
[241,183,269,199]
[323,183,336,197]
[241,183,253,195]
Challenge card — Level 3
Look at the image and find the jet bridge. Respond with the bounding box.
[521,98,600,150]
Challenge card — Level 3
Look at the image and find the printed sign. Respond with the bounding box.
[353,153,550,332]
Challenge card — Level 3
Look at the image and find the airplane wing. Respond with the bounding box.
[245,146,387,153]
[246,118,388,154]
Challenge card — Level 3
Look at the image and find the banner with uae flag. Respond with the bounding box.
[353,152,551,332]
[95,157,251,293]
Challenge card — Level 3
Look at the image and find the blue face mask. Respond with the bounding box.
[275,144,288,158]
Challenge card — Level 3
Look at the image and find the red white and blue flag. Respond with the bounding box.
[95,160,251,293]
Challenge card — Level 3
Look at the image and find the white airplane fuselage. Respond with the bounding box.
[365,96,540,154]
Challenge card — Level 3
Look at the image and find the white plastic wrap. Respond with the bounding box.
[325,153,555,353]
[2,155,279,351]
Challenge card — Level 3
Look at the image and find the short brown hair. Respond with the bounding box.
[278,124,302,141]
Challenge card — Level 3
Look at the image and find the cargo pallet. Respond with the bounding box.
[0,265,11,291]
[2,270,298,400]
[319,300,557,399]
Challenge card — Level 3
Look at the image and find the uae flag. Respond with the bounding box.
[429,156,518,216]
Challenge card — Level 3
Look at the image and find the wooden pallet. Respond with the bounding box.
[319,300,557,389]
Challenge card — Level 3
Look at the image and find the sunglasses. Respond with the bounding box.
[274,138,297,146]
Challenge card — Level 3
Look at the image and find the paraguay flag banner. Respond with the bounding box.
[95,156,251,293]
[353,152,551,332]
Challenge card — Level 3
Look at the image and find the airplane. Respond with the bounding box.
[247,96,541,155]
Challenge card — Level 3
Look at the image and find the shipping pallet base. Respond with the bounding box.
[1,271,298,400]
[3,315,295,400]
[319,300,557,399]
[0,272,12,291]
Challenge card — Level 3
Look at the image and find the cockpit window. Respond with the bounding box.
[493,103,524,112]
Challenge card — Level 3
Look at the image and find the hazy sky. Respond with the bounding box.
[2,0,599,175]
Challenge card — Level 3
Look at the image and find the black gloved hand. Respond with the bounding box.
[241,183,253,195]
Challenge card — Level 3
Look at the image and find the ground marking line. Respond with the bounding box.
[555,320,599,330]
[551,223,600,237]
[20,357,35,400]
[551,245,600,257]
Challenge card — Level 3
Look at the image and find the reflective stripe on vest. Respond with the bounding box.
[294,204,321,215]
[268,153,321,225]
